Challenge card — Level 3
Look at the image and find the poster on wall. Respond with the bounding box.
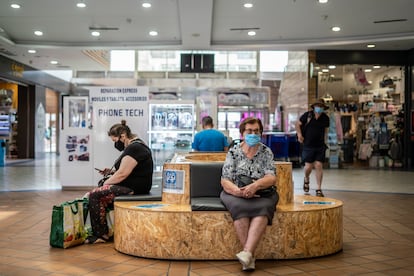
[60,96,93,187]
[62,134,90,162]
[59,129,94,187]
[63,96,88,129]
[88,86,149,184]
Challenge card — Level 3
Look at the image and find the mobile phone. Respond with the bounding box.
[94,168,103,172]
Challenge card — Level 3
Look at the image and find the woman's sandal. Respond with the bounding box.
[316,189,324,197]
[303,178,310,193]
[84,235,108,244]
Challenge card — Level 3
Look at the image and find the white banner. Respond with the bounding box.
[89,86,149,184]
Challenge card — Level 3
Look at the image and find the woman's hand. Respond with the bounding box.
[100,168,112,176]
[240,184,259,198]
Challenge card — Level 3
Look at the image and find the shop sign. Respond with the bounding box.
[11,63,24,78]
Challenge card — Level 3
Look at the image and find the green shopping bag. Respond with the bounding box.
[49,198,88,248]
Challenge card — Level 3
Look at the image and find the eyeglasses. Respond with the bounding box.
[244,128,261,134]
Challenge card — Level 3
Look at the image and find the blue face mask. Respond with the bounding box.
[314,106,323,114]
[244,134,261,147]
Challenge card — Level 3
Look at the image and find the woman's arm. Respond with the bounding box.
[221,178,244,197]
[244,174,276,194]
[104,155,137,185]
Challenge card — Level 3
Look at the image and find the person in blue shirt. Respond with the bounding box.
[192,116,229,152]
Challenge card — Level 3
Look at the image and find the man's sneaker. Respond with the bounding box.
[242,257,256,271]
[236,251,252,267]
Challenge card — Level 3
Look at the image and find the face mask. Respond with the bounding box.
[244,134,261,147]
[114,139,125,151]
[314,106,323,114]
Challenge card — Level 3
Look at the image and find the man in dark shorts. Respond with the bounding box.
[295,99,330,197]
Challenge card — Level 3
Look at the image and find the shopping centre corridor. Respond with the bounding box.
[0,154,413,275]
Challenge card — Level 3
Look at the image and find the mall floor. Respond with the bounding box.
[0,154,414,276]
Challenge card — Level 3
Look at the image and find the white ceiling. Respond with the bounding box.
[0,0,413,72]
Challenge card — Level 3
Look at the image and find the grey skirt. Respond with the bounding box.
[220,190,279,225]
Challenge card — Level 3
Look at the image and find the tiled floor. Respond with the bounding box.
[1,154,414,275]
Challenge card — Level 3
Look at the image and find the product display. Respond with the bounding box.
[148,102,194,171]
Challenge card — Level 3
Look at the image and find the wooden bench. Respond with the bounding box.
[114,152,343,260]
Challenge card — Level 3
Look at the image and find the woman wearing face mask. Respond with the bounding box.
[295,99,330,197]
[220,117,278,271]
[86,120,153,244]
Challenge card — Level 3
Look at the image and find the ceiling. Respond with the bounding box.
[0,0,413,73]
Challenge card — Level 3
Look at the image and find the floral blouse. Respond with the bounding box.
[222,143,275,183]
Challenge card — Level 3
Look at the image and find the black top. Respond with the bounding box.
[299,111,330,148]
[114,139,153,194]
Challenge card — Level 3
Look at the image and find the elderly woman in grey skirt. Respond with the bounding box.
[220,117,279,271]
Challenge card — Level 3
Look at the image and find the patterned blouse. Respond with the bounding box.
[222,142,275,183]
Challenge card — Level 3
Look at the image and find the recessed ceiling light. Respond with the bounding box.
[50,60,58,65]
[244,3,253,8]
[34,30,43,36]
[76,2,86,8]
[318,0,328,4]
[322,69,329,72]
[373,65,381,69]
[247,31,256,36]
[149,30,158,36]
[142,2,151,8]
[28,49,36,54]
[364,69,372,72]
[328,65,336,69]
[331,26,341,32]
[367,44,376,48]
[91,31,100,37]
[10,3,21,9]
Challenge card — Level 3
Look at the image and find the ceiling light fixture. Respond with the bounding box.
[244,3,253,8]
[331,26,341,32]
[50,60,58,65]
[364,69,372,72]
[149,30,158,36]
[328,65,336,69]
[10,3,21,9]
[373,65,381,69]
[34,30,43,36]
[318,0,328,4]
[28,49,36,54]
[367,44,376,48]
[91,31,100,37]
[142,2,151,8]
[76,2,86,8]
[247,31,256,36]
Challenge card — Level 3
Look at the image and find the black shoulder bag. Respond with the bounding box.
[235,175,276,197]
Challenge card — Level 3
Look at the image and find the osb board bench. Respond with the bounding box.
[113,152,343,260]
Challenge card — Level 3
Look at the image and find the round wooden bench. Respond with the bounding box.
[114,152,343,260]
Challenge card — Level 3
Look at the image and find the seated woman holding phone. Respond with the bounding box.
[86,120,153,244]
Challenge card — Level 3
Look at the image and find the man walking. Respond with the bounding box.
[295,99,330,197]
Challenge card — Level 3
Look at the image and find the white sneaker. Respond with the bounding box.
[242,257,255,271]
[236,251,252,267]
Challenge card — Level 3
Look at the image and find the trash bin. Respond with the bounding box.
[0,139,5,167]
